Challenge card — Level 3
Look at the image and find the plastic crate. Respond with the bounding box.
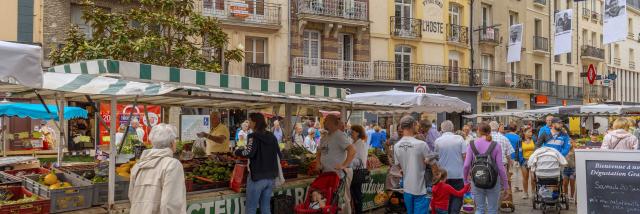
[0,173,21,188]
[1,168,51,181]
[0,186,50,214]
[24,172,93,213]
[192,180,228,191]
[56,164,96,172]
[64,169,129,206]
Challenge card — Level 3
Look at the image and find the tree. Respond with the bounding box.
[49,0,243,72]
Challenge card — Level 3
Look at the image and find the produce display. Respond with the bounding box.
[115,160,137,180]
[187,160,232,184]
[0,188,38,205]
[38,172,73,190]
[367,154,382,169]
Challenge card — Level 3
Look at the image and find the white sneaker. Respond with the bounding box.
[522,194,529,199]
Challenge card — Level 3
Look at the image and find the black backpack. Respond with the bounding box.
[470,141,499,189]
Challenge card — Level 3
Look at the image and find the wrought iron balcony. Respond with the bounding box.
[582,8,591,19]
[474,70,533,89]
[198,0,281,27]
[390,16,422,38]
[446,24,469,45]
[291,57,373,80]
[535,80,557,96]
[373,61,472,85]
[245,63,270,79]
[556,85,583,99]
[478,28,499,45]
[297,0,368,21]
[584,84,610,100]
[581,45,605,60]
[533,36,549,52]
[533,0,546,6]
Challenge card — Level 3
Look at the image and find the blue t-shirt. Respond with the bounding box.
[369,131,386,149]
[504,133,521,159]
[366,129,375,145]
[543,132,571,156]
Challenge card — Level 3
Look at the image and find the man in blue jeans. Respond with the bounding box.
[394,116,438,214]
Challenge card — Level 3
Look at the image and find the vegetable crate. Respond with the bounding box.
[1,168,51,181]
[0,173,21,188]
[24,172,93,213]
[65,169,130,206]
[0,186,50,214]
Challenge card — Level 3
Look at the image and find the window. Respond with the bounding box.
[338,34,353,61]
[555,70,562,84]
[566,53,572,64]
[535,19,542,36]
[567,72,574,86]
[614,44,620,59]
[303,30,321,63]
[246,0,265,15]
[555,54,561,62]
[630,19,634,34]
[449,4,461,25]
[395,0,412,18]
[510,62,519,83]
[582,30,588,45]
[630,49,635,64]
[591,32,597,46]
[482,4,492,27]
[481,54,493,84]
[71,4,93,39]
[509,11,519,26]
[535,64,543,80]
[245,37,267,64]
[591,0,596,10]
[395,45,412,81]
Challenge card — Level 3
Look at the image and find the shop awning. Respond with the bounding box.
[346,90,472,113]
[0,102,88,120]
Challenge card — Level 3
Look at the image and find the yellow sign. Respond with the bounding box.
[482,91,491,101]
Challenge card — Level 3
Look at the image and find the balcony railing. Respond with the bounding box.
[614,58,621,66]
[533,0,546,6]
[373,61,472,85]
[297,0,368,21]
[581,45,605,60]
[199,0,281,26]
[291,57,373,80]
[245,63,270,79]
[584,84,610,100]
[629,32,635,39]
[582,8,591,19]
[390,16,422,38]
[592,11,600,21]
[535,80,557,96]
[479,28,499,44]
[557,85,583,99]
[475,70,533,89]
[533,36,549,52]
[446,24,469,45]
[631,61,636,70]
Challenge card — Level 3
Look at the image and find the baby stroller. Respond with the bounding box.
[294,171,346,214]
[528,147,569,213]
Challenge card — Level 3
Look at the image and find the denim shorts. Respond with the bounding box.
[563,167,575,180]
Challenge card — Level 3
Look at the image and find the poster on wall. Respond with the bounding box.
[554,9,573,55]
[604,0,628,44]
[507,24,523,63]
[180,115,210,141]
[99,103,161,144]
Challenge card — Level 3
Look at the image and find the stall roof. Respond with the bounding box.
[346,90,472,113]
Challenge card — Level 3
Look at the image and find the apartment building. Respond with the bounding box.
[607,0,640,104]
[0,0,43,45]
[472,0,543,113]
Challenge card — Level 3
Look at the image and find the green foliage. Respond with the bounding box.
[49,0,242,72]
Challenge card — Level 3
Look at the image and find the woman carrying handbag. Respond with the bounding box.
[349,125,369,214]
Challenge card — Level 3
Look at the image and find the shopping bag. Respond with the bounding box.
[229,164,248,193]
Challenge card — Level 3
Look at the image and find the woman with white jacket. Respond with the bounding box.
[129,124,186,214]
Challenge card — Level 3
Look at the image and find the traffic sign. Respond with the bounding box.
[414,85,427,93]
[587,64,596,85]
[607,73,618,80]
[603,79,612,87]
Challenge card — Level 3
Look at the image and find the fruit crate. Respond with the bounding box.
[191,180,228,191]
[1,168,51,181]
[0,186,51,214]
[282,165,299,180]
[56,163,97,172]
[24,172,93,213]
[64,169,130,206]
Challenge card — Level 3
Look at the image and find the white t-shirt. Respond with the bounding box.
[394,136,431,195]
[350,139,368,168]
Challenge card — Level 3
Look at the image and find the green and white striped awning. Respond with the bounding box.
[47,59,346,99]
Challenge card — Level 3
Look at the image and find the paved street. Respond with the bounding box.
[370,165,578,214]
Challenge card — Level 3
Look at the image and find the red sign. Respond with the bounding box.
[535,95,548,104]
[562,100,567,106]
[99,103,162,145]
[414,85,427,93]
[587,64,597,85]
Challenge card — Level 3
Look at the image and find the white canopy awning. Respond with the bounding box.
[346,90,472,113]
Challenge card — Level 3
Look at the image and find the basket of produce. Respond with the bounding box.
[186,160,232,191]
[0,186,50,214]
[1,168,51,181]
[24,171,93,213]
[63,163,130,205]
[56,163,97,172]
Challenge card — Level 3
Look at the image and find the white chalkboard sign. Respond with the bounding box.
[576,150,640,214]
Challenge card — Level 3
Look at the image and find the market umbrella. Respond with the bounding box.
[0,102,88,121]
[346,90,471,113]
